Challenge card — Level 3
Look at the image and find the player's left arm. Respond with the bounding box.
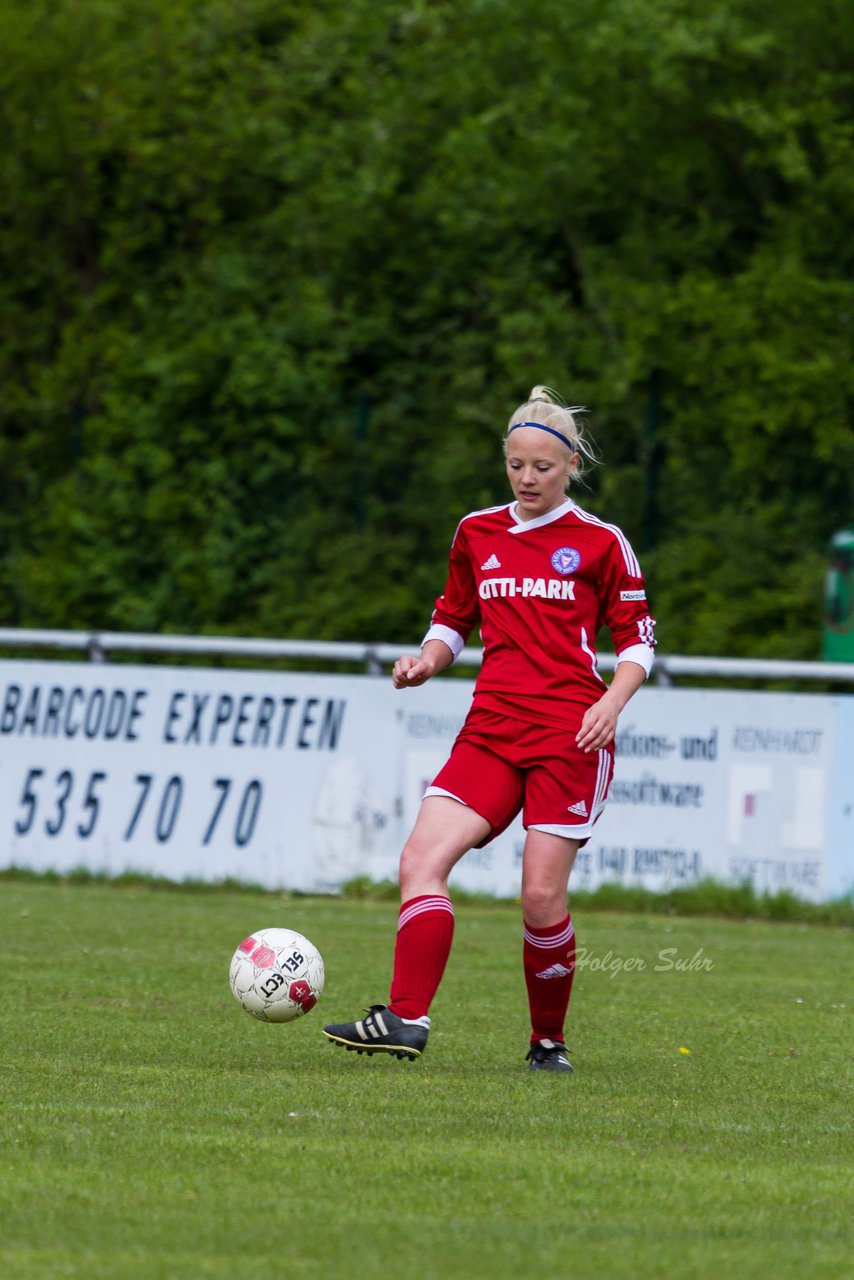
[576,659,647,752]
[576,534,656,753]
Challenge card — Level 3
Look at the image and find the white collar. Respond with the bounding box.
[508,496,575,534]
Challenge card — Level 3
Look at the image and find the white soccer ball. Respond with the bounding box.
[229,927,325,1023]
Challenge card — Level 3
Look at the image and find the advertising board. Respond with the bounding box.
[0,660,850,901]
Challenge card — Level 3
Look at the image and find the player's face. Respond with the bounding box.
[505,428,576,520]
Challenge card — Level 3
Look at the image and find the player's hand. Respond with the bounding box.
[392,655,435,689]
[576,694,620,753]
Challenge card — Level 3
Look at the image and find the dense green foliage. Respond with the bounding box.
[1,880,851,1278]
[2,0,851,653]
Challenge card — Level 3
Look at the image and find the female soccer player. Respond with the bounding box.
[323,387,656,1071]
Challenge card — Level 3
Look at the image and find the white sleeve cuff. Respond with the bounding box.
[615,643,655,678]
[421,624,465,661]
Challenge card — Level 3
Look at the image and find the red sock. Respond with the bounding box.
[388,895,455,1019]
[523,914,576,1045]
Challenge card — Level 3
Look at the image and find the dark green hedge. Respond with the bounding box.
[2,0,851,653]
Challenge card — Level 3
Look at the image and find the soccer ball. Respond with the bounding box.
[229,927,325,1023]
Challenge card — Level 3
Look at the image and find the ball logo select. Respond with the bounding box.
[229,927,325,1023]
[550,547,581,574]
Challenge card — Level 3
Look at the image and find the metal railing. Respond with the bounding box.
[0,627,852,685]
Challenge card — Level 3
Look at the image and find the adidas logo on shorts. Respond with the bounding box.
[480,553,502,570]
[567,800,588,817]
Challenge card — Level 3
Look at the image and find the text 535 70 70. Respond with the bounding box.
[12,768,263,848]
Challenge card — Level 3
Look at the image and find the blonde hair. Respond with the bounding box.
[504,385,596,483]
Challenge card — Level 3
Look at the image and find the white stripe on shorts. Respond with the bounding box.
[528,748,611,839]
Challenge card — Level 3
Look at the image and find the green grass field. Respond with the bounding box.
[0,879,850,1280]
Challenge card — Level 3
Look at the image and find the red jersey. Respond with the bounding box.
[423,496,656,731]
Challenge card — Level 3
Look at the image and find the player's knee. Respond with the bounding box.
[399,838,439,895]
[521,881,567,927]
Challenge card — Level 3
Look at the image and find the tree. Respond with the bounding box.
[1,0,851,657]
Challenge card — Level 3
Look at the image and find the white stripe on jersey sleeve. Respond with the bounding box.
[421,623,466,659]
[615,642,655,676]
[636,616,656,648]
[569,504,642,577]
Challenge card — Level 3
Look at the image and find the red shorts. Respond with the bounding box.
[425,705,614,844]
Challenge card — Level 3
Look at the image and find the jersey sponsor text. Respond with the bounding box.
[478,576,576,601]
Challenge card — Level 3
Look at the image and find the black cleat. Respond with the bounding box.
[322,1005,430,1060]
[526,1039,573,1073]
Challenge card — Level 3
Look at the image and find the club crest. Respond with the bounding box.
[551,547,581,575]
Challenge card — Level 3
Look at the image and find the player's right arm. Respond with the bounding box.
[393,519,480,690]
[392,640,457,689]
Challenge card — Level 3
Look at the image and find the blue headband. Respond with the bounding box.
[507,421,576,453]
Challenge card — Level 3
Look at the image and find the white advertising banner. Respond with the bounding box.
[0,659,851,901]
[396,683,847,902]
[828,695,854,899]
[0,661,398,893]
[581,688,838,900]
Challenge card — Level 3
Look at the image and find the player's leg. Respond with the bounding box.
[521,829,579,1072]
[387,795,490,1018]
[323,730,523,1061]
[519,741,614,1072]
[322,797,492,1059]
[398,794,492,901]
[386,736,523,1033]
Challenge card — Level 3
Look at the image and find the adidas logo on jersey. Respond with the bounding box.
[536,963,574,980]
[480,553,502,571]
[567,800,588,817]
